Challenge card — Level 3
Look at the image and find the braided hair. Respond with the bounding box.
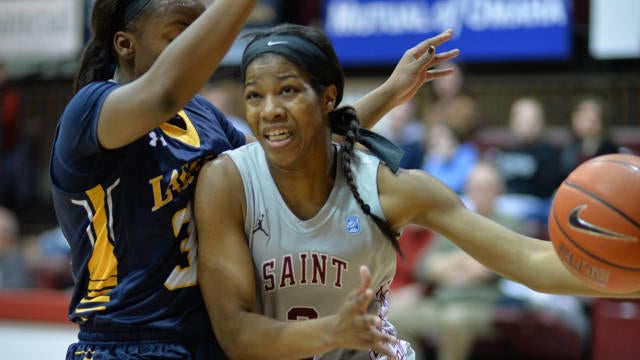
[330,107,402,255]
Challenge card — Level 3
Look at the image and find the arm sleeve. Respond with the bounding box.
[198,95,246,149]
[50,81,120,191]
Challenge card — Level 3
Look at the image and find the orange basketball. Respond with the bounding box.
[548,153,640,294]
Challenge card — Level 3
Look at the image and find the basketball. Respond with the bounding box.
[548,153,640,294]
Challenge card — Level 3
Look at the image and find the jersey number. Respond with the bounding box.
[164,204,198,290]
[288,307,319,360]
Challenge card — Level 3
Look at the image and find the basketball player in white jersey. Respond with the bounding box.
[195,24,640,360]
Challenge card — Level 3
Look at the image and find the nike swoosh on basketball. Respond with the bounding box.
[267,41,288,46]
[568,205,637,242]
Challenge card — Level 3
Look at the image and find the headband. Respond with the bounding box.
[241,34,343,105]
[124,0,152,25]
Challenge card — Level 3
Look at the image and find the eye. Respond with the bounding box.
[244,91,261,101]
[280,86,297,96]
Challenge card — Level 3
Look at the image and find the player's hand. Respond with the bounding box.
[331,265,398,359]
[383,29,460,107]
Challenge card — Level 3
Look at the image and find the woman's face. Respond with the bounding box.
[571,100,603,139]
[128,0,205,78]
[243,53,334,169]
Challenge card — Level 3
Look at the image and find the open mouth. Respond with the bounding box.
[264,129,293,142]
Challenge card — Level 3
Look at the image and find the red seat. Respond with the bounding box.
[591,298,640,360]
[391,224,434,291]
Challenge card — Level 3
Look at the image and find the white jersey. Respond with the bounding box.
[226,142,414,360]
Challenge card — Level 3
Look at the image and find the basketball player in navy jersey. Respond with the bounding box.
[50,1,460,359]
[195,24,640,360]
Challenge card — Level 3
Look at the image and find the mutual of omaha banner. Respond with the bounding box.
[323,0,572,65]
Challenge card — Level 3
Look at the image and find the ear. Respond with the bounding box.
[322,85,338,113]
[113,31,135,60]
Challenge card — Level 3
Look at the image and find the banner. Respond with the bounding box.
[323,0,572,65]
[0,0,84,61]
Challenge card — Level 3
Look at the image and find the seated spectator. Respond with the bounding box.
[375,99,426,169]
[560,96,621,178]
[389,161,520,360]
[422,61,482,143]
[421,121,479,194]
[492,97,563,235]
[23,226,72,290]
[0,206,32,289]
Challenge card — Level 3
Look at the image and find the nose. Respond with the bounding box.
[261,95,285,122]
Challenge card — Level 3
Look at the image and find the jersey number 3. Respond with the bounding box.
[165,204,198,290]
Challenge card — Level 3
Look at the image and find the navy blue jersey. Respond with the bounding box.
[50,81,245,340]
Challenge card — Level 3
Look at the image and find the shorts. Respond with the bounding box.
[67,328,228,360]
[67,340,228,360]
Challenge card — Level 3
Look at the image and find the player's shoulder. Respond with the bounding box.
[72,80,119,105]
[61,81,119,121]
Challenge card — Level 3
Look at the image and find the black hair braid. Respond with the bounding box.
[74,41,114,93]
[333,107,403,255]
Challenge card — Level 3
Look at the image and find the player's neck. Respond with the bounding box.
[269,144,337,220]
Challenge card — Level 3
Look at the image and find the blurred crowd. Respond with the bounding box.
[1,62,74,291]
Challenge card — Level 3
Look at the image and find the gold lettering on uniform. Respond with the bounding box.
[178,164,191,190]
[149,159,204,212]
[150,175,174,211]
[168,169,183,193]
[185,161,202,186]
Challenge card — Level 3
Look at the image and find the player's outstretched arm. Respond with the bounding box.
[377,166,640,298]
[353,29,459,130]
[195,158,398,360]
[98,0,256,149]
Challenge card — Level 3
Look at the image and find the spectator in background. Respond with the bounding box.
[376,99,426,169]
[23,226,73,290]
[559,96,621,178]
[201,80,253,136]
[389,161,521,360]
[0,206,32,289]
[493,97,563,236]
[422,61,481,142]
[421,121,479,194]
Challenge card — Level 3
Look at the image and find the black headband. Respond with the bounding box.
[124,0,152,25]
[241,34,343,105]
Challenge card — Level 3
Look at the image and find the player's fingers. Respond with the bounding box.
[357,265,372,294]
[414,45,436,67]
[427,28,454,48]
[353,288,374,313]
[426,68,456,80]
[370,334,399,360]
[372,343,398,360]
[431,49,460,66]
[407,29,453,59]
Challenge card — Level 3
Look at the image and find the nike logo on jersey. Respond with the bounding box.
[568,205,637,242]
[267,40,288,46]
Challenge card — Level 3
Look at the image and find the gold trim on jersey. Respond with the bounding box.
[74,184,118,314]
[160,110,201,147]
